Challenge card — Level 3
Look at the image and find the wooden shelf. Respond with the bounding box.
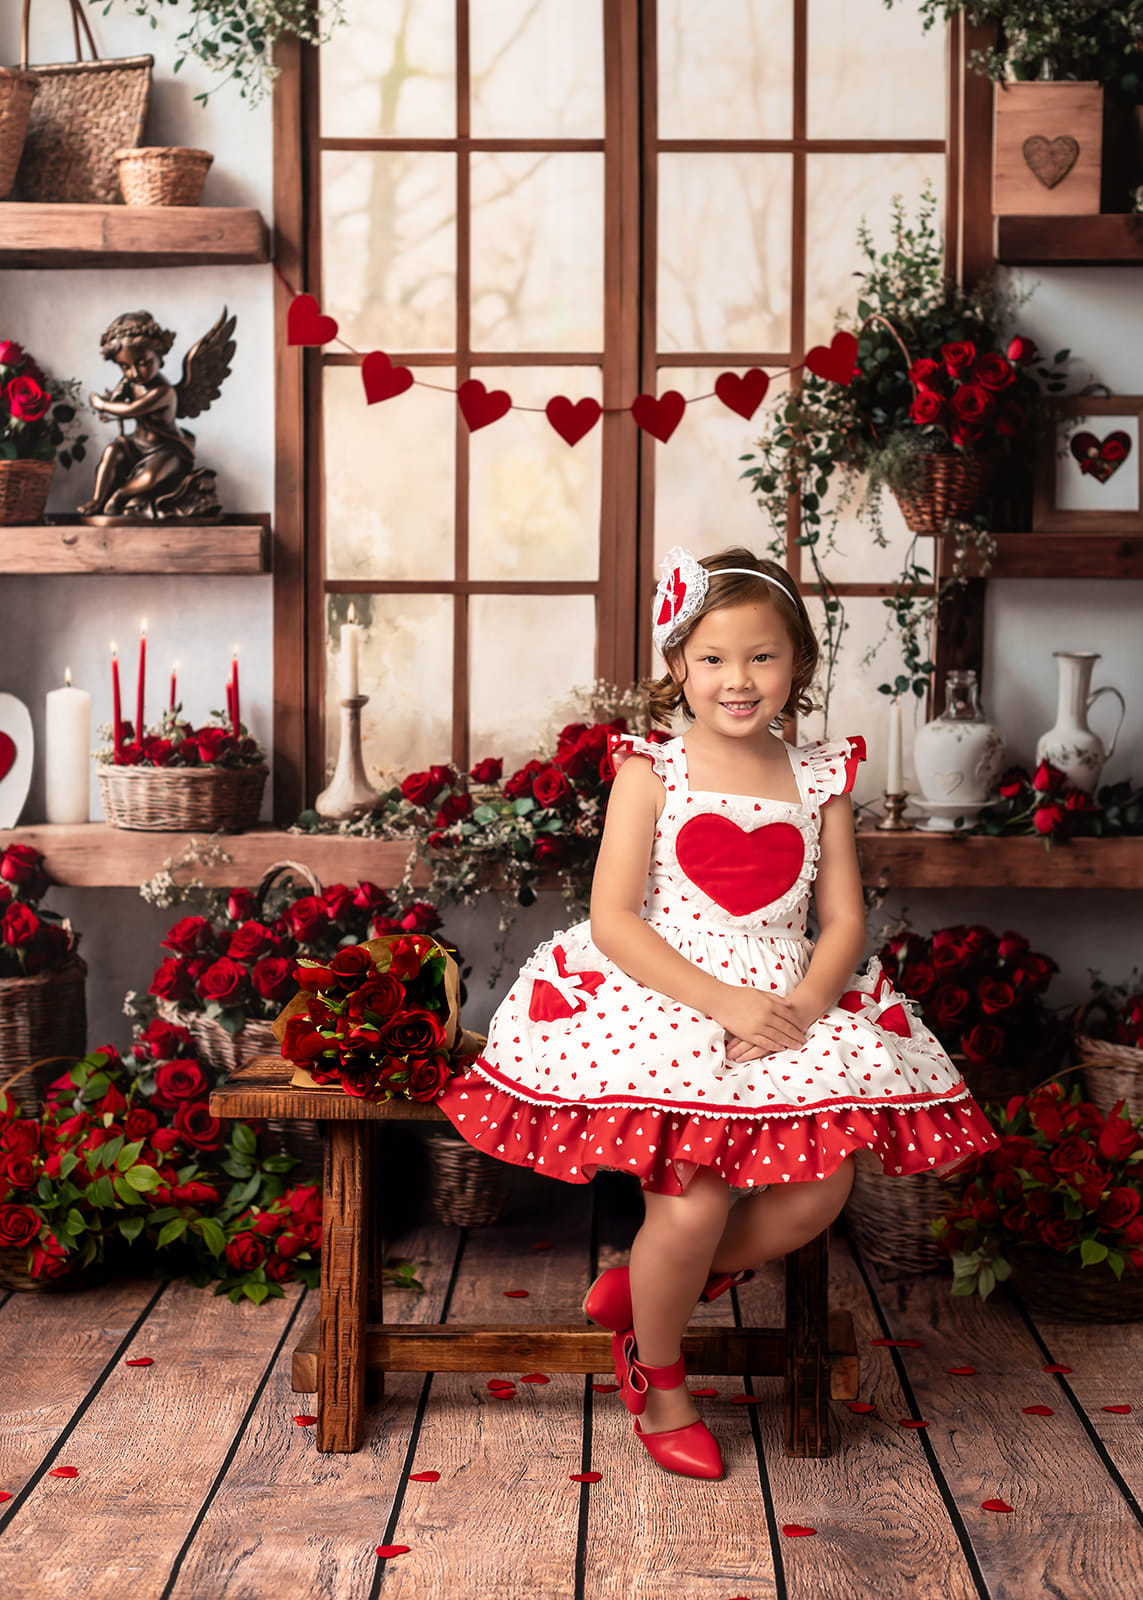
[994,213,1143,267]
[0,203,269,268]
[3,823,1142,891]
[945,532,1143,580]
[0,517,271,574]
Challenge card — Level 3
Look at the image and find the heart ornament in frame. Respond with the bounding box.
[0,693,33,828]
[1069,429,1133,485]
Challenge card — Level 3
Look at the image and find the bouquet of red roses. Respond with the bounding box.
[0,338,87,468]
[273,934,477,1103]
[0,843,79,979]
[932,1081,1143,1301]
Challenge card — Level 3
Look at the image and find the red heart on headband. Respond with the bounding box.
[287,293,339,346]
[458,378,512,432]
[546,395,602,446]
[361,351,414,405]
[632,390,685,443]
[715,368,770,420]
[805,331,858,386]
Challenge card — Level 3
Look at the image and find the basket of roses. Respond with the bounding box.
[0,337,88,524]
[0,844,86,1113]
[844,920,1066,1277]
[931,1079,1143,1323]
[1071,976,1143,1120]
[96,708,268,832]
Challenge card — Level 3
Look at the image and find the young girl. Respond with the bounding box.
[434,545,999,1481]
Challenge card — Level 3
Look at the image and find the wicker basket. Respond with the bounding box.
[1071,997,1143,1120]
[0,959,87,1114]
[891,453,995,534]
[0,65,39,199]
[1008,1251,1143,1324]
[844,1155,956,1277]
[425,1130,512,1227]
[958,1023,1071,1110]
[12,0,151,204]
[115,146,213,207]
[0,458,54,526]
[98,763,267,832]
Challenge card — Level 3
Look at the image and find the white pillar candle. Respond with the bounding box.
[886,696,903,795]
[340,605,361,698]
[45,670,92,824]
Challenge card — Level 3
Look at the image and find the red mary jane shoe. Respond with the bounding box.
[582,1265,755,1336]
[615,1334,724,1480]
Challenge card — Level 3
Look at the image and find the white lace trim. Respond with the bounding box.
[802,735,863,800]
[610,732,676,785]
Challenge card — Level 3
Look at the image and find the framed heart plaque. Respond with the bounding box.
[1033,395,1143,534]
[0,693,34,828]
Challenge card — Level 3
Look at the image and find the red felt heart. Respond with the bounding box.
[805,331,858,387]
[1069,429,1132,484]
[714,368,770,420]
[409,1471,440,1481]
[946,1366,977,1376]
[676,815,804,916]
[287,293,339,346]
[847,1401,876,1414]
[0,731,15,784]
[361,350,414,405]
[125,1357,154,1368]
[1023,1405,1054,1416]
[631,389,686,443]
[293,1414,318,1425]
[48,1466,78,1478]
[1042,1364,1072,1374]
[782,1524,817,1537]
[458,378,512,432]
[375,1545,411,1559]
[546,395,602,446]
[1103,1404,1133,1414]
[569,1471,602,1483]
[981,1499,1014,1514]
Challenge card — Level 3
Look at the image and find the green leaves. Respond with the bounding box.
[123,1164,162,1193]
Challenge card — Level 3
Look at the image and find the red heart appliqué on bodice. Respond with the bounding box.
[675,814,805,916]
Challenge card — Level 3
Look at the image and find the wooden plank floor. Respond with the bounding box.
[1,1167,1141,1600]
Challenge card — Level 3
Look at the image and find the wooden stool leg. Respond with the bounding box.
[784,1229,831,1458]
[317,1121,369,1452]
[365,1121,385,1406]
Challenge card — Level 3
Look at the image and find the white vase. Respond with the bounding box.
[1035,651,1126,794]
[913,670,1005,805]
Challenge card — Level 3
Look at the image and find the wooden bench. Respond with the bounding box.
[210,1056,859,1456]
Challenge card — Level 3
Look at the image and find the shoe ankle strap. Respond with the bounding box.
[631,1349,687,1389]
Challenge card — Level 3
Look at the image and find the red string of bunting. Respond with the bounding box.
[273,263,858,445]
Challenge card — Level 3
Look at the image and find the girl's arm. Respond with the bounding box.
[590,759,805,1051]
[787,794,867,1025]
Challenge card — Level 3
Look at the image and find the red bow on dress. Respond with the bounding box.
[836,968,912,1039]
[527,944,605,1023]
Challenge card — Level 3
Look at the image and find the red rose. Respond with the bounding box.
[284,897,329,945]
[978,978,1017,1015]
[1098,1112,1141,1163]
[1049,1136,1097,1178]
[932,938,972,979]
[399,901,442,934]
[226,888,255,922]
[1039,1217,1082,1253]
[348,973,405,1024]
[931,986,971,1029]
[1032,801,1065,836]
[2,1120,39,1156]
[1,843,45,887]
[997,767,1027,799]
[533,765,573,808]
[898,961,936,1000]
[153,1060,207,1104]
[973,353,1016,391]
[173,1101,224,1150]
[908,357,943,390]
[534,835,565,866]
[135,1018,193,1060]
[1009,951,1058,992]
[224,1232,266,1272]
[227,921,277,962]
[196,957,246,1005]
[1006,336,1038,366]
[386,934,434,979]
[950,383,993,423]
[961,1023,1004,1065]
[1032,760,1065,794]
[30,1239,70,1280]
[193,726,232,765]
[284,1183,322,1223]
[381,1009,447,1056]
[275,1231,305,1259]
[150,1127,181,1154]
[160,915,215,956]
[320,883,356,924]
[556,722,590,753]
[172,1179,219,1206]
[433,792,473,829]
[407,1056,450,1102]
[124,1108,158,1141]
[250,955,294,1001]
[997,931,1029,960]
[1065,788,1099,814]
[560,724,616,783]
[329,946,376,985]
[0,340,26,369]
[909,390,945,426]
[469,757,503,783]
[148,957,192,1003]
[6,374,50,423]
[941,340,976,376]
[504,759,544,801]
[1095,1187,1140,1231]
[1101,436,1129,464]
[0,1203,39,1248]
[266,1255,296,1283]
[0,1153,36,1191]
[352,881,391,914]
[997,402,1028,439]
[1,903,39,947]
[282,1015,331,1065]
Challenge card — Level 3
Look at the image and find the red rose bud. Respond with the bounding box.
[320,883,356,923]
[294,959,336,992]
[224,1232,266,1272]
[1032,801,1064,836]
[534,835,564,866]
[433,792,473,829]
[196,957,247,1005]
[1006,335,1038,366]
[961,1023,1005,1065]
[148,956,192,1004]
[908,357,943,390]
[149,1127,181,1153]
[160,915,215,956]
[250,955,294,1001]
[352,881,391,914]
[1032,760,1065,794]
[399,901,442,934]
[1098,1113,1141,1163]
[399,769,439,808]
[0,339,26,369]
[469,757,503,783]
[504,759,544,801]
[226,887,255,922]
[1,904,40,947]
[0,843,44,885]
[997,931,1029,959]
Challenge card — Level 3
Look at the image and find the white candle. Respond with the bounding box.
[45,669,92,824]
[340,604,361,698]
[887,696,903,795]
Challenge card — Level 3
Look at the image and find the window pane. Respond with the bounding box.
[327,593,453,778]
[804,154,945,349]
[471,153,603,351]
[322,151,456,351]
[807,0,945,139]
[658,0,793,138]
[798,596,899,807]
[470,0,603,137]
[324,366,455,582]
[321,0,455,138]
[469,367,601,581]
[654,367,781,563]
[469,595,597,772]
[658,155,792,353]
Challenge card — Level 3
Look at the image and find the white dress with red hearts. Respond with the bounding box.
[434,732,998,1196]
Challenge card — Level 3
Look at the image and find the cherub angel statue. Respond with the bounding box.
[78,308,237,521]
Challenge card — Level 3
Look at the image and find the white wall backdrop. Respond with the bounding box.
[1,7,1139,1047]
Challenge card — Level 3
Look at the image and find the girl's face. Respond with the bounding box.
[673,599,795,739]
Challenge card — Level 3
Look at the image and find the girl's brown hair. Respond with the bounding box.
[644,547,818,729]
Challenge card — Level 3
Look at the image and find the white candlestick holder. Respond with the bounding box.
[315,694,382,820]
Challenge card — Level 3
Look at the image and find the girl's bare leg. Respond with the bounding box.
[628,1167,731,1435]
[707,1157,856,1275]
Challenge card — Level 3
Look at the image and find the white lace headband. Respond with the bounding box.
[652,546,796,653]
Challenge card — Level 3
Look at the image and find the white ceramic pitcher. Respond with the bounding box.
[1035,651,1126,794]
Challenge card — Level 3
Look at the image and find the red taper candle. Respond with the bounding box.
[170,663,178,712]
[230,649,240,734]
[136,622,147,747]
[111,643,122,760]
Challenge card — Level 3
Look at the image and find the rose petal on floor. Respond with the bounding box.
[375,1545,411,1559]
[569,1471,602,1483]
[48,1467,78,1478]
[899,1419,929,1429]
[847,1402,876,1414]
[981,1499,1014,1514]
[520,1374,550,1384]
[503,1289,529,1298]
[1103,1405,1133,1413]
[1023,1405,1054,1416]
[689,1387,718,1398]
[591,1382,620,1393]
[782,1524,817,1537]
[871,1338,922,1348]
[293,1415,318,1426]
[946,1366,977,1375]
[125,1358,154,1368]
[530,1240,553,1250]
[0,1492,11,1503]
[1042,1364,1072,1374]
[730,1394,763,1405]
[408,1472,440,1482]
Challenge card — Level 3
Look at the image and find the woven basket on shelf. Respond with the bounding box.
[891,452,996,535]
[425,1130,512,1227]
[1071,997,1143,1120]
[0,458,54,526]
[957,1022,1071,1110]
[115,145,212,206]
[1008,1252,1143,1324]
[0,65,39,198]
[12,0,151,204]
[0,959,87,1114]
[98,763,267,832]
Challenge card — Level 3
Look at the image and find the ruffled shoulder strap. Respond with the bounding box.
[605,730,676,785]
[799,734,866,804]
